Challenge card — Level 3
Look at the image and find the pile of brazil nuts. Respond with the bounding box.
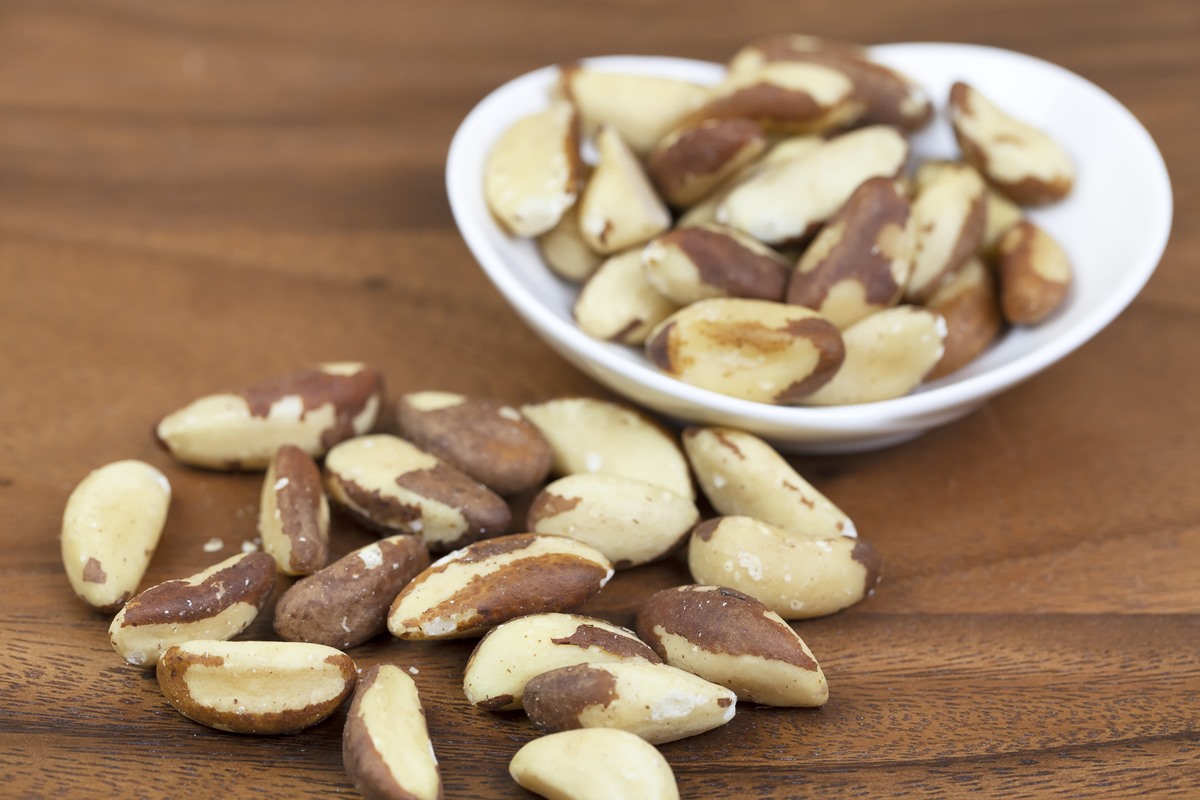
[61,359,881,799]
[484,33,1077,406]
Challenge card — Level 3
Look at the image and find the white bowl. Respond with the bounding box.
[446,43,1172,453]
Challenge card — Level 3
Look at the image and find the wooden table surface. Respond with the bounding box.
[3,1,1198,797]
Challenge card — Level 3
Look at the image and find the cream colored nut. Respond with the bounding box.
[912,159,1024,256]
[647,118,768,208]
[682,426,855,538]
[996,220,1072,325]
[108,552,275,668]
[904,162,987,303]
[324,434,510,553]
[578,125,671,255]
[949,81,1075,206]
[717,125,909,245]
[693,61,860,134]
[787,176,914,328]
[520,397,694,501]
[523,661,736,745]
[558,64,711,156]
[574,248,679,345]
[688,516,882,619]
[61,460,171,613]
[637,584,828,707]
[510,728,679,800]
[642,224,791,305]
[925,257,1004,380]
[645,298,844,405]
[343,664,440,800]
[273,535,431,650]
[259,445,329,575]
[802,306,947,405]
[155,362,383,470]
[397,391,553,495]
[484,100,581,237]
[156,639,356,735]
[388,533,613,640]
[537,205,603,282]
[464,612,661,711]
[728,34,932,131]
[527,474,699,569]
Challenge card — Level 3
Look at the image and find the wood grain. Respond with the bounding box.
[2,1,1198,798]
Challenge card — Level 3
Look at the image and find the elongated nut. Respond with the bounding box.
[387,534,613,640]
[578,125,671,254]
[904,162,987,302]
[537,206,603,282]
[156,640,356,735]
[273,535,431,649]
[718,125,908,245]
[682,426,856,538]
[464,612,661,711]
[642,224,791,305]
[484,100,581,237]
[520,397,694,501]
[558,65,711,156]
[527,474,699,569]
[324,434,510,553]
[343,665,440,800]
[925,257,1003,379]
[693,61,860,134]
[523,661,736,745]
[260,445,329,575]
[688,516,881,619]
[802,306,947,405]
[574,249,679,344]
[510,729,679,800]
[397,391,553,495]
[646,298,844,404]
[912,160,1024,256]
[154,362,383,470]
[996,220,1072,325]
[787,176,914,328]
[647,118,768,208]
[61,460,171,613]
[108,552,275,668]
[637,584,827,706]
[949,81,1074,205]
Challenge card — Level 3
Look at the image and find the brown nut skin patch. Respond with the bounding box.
[119,552,275,628]
[263,445,329,574]
[397,394,553,495]
[523,664,619,734]
[925,257,1004,379]
[343,665,441,800]
[550,624,662,662]
[996,220,1072,325]
[273,536,431,649]
[647,118,768,208]
[691,63,859,134]
[644,225,791,303]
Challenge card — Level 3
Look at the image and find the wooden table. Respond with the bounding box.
[3,1,1197,797]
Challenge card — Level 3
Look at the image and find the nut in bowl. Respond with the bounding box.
[446,42,1171,453]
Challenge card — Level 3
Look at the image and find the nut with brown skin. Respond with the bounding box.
[387,533,614,641]
[787,176,915,328]
[573,248,679,345]
[61,460,171,614]
[647,117,768,208]
[156,640,356,735]
[691,60,861,134]
[637,584,828,707]
[397,391,553,496]
[484,100,581,237]
[912,159,1024,257]
[343,664,441,800]
[273,535,431,650]
[578,125,672,255]
[642,223,792,305]
[682,426,856,539]
[526,473,699,569]
[688,516,882,619]
[463,612,661,711]
[996,220,1072,325]
[260,445,329,575]
[949,81,1075,206]
[924,257,1004,379]
[904,161,988,303]
[108,551,276,668]
[323,434,510,554]
[645,298,845,405]
[523,661,736,745]
[509,729,679,800]
[154,362,384,470]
